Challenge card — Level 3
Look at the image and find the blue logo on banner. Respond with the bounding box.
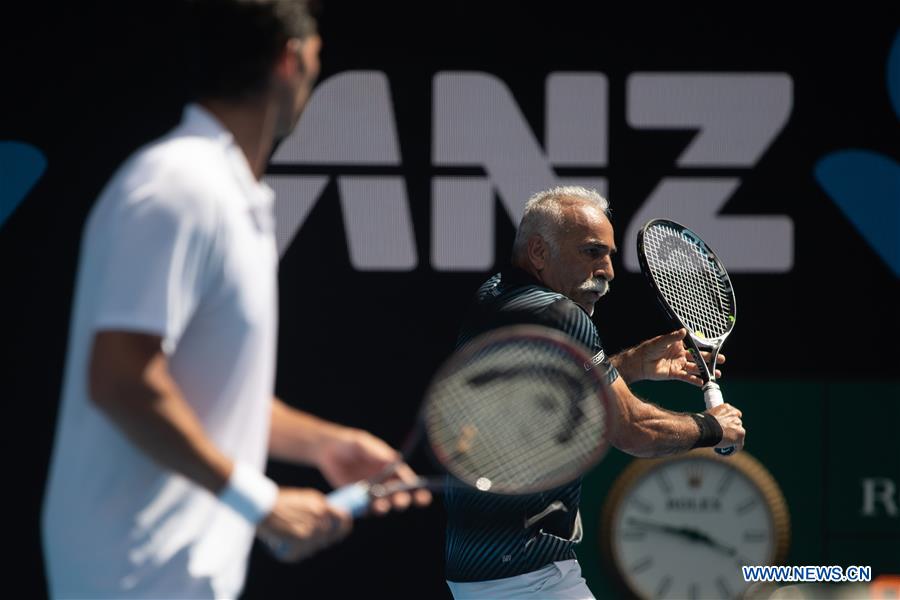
[0,141,47,229]
[814,31,900,278]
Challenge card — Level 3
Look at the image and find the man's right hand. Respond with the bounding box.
[706,403,745,453]
[257,488,352,563]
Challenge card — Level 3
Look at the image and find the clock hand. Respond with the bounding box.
[625,516,715,550]
[681,528,738,557]
[626,518,737,557]
[627,517,686,537]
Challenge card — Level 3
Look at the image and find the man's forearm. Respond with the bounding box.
[606,378,698,457]
[268,397,344,466]
[616,401,699,457]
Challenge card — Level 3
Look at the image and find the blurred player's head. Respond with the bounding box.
[184,0,320,137]
[512,186,615,316]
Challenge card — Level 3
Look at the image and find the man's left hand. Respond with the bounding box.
[614,328,724,386]
[316,427,432,515]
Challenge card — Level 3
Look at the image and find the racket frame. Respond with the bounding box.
[326,324,613,515]
[424,324,612,496]
[636,219,737,455]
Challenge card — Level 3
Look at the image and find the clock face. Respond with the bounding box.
[603,451,789,600]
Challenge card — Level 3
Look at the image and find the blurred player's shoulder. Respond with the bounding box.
[95,107,242,225]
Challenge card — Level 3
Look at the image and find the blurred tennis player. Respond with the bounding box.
[445,186,744,599]
[41,1,428,598]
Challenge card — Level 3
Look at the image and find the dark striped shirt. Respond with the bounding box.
[445,268,618,582]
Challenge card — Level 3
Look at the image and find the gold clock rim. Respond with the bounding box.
[599,448,791,598]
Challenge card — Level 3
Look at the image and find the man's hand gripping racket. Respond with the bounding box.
[326,324,613,517]
[637,219,741,456]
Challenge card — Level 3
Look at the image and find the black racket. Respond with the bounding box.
[636,219,737,456]
[325,324,612,516]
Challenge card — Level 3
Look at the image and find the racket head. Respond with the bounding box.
[636,219,737,348]
[422,324,611,495]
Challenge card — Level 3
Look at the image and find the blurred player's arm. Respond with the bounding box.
[89,330,233,492]
[269,398,431,512]
[89,330,351,562]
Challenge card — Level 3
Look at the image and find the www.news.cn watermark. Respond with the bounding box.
[743,565,872,583]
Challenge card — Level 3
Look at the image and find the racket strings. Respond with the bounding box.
[643,224,734,339]
[425,338,606,493]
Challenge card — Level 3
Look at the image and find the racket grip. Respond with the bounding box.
[702,382,735,456]
[702,381,723,408]
[326,482,371,517]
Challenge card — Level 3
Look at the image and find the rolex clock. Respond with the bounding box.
[601,449,790,599]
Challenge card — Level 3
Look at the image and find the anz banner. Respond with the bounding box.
[268,71,795,273]
[251,14,899,380]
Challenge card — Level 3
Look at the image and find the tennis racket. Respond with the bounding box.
[636,219,737,456]
[325,324,612,517]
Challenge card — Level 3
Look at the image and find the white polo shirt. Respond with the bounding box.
[42,104,278,599]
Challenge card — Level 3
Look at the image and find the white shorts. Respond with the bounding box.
[446,559,594,599]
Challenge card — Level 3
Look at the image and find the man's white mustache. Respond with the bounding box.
[581,278,610,297]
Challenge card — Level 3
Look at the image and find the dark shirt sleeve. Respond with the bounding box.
[521,297,620,386]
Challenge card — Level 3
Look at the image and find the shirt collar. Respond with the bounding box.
[180,103,234,144]
[180,103,275,212]
[501,265,546,289]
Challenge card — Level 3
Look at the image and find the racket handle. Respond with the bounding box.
[702,382,735,456]
[326,482,370,517]
[702,381,723,408]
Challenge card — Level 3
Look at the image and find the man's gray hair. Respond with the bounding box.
[511,186,610,259]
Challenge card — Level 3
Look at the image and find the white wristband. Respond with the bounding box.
[218,462,278,525]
